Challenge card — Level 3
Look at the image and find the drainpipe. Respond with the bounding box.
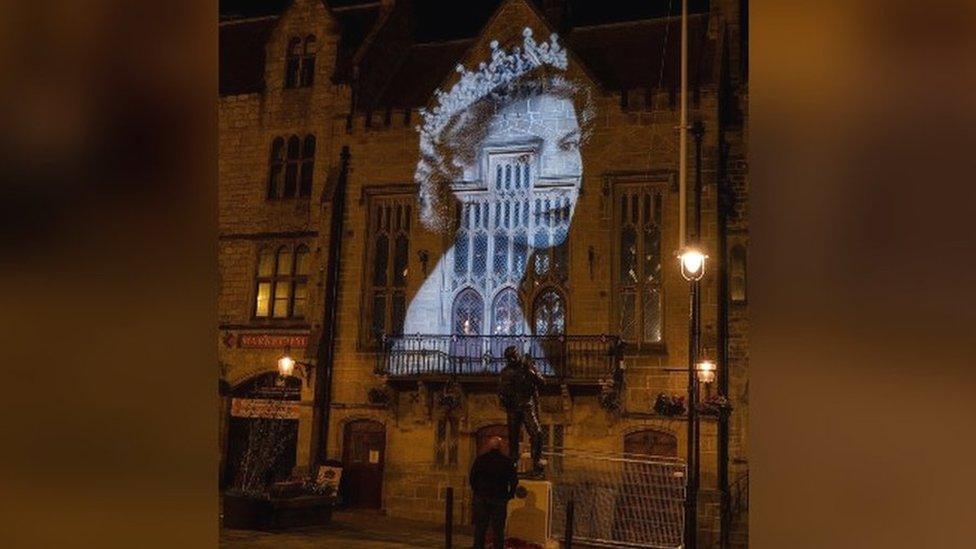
[717,144,732,548]
[311,145,351,467]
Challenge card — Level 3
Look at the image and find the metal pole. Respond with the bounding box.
[678,0,689,249]
[685,279,699,549]
[444,486,454,549]
[565,498,575,549]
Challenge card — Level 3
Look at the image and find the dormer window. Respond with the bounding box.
[285,35,316,89]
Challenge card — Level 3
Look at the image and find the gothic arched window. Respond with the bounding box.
[533,288,565,335]
[267,138,284,199]
[491,288,524,336]
[452,288,484,335]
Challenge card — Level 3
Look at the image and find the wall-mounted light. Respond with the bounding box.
[678,247,708,281]
[695,358,716,384]
[277,346,315,386]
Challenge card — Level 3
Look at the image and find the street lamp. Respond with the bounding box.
[678,247,708,281]
[277,347,315,386]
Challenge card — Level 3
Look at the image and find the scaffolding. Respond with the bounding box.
[546,449,687,548]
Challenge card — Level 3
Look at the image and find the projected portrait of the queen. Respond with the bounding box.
[402,28,593,373]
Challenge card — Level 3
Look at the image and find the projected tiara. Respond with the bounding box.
[416,28,568,144]
[414,28,570,229]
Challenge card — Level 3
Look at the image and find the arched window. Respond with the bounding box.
[283,135,300,198]
[730,245,747,303]
[267,138,284,199]
[365,197,412,347]
[254,244,311,319]
[299,135,315,198]
[533,288,565,335]
[285,37,302,88]
[267,134,315,200]
[453,288,484,335]
[491,288,524,336]
[300,35,316,87]
[614,184,663,347]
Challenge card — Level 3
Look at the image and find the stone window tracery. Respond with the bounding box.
[448,151,571,336]
[614,184,664,347]
[364,196,411,347]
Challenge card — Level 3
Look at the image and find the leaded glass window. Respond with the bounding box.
[267,133,315,199]
[253,244,310,319]
[534,288,565,335]
[491,288,524,336]
[452,288,483,335]
[448,151,571,337]
[364,196,411,347]
[615,184,664,347]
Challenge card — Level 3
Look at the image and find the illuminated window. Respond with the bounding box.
[534,288,565,335]
[730,245,747,303]
[254,244,310,319]
[364,196,411,347]
[448,151,571,337]
[267,134,314,199]
[452,288,483,335]
[614,184,664,348]
[434,416,459,468]
[491,288,524,336]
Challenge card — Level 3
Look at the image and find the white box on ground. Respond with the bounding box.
[506,479,558,548]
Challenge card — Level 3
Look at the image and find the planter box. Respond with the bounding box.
[223,493,334,531]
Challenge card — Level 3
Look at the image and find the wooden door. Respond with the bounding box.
[475,424,510,456]
[624,429,678,457]
[342,420,386,508]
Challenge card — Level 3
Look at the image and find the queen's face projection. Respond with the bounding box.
[403,29,592,347]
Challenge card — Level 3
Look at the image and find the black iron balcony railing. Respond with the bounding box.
[376,334,622,382]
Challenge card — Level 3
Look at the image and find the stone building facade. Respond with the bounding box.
[219,0,748,546]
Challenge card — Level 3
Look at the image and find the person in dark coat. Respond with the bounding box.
[469,436,518,549]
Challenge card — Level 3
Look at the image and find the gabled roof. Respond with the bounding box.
[219,16,278,95]
[372,40,474,109]
[567,14,712,92]
[219,1,714,99]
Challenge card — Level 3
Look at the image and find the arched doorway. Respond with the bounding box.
[342,419,386,509]
[624,429,678,457]
[475,424,510,457]
[222,372,301,491]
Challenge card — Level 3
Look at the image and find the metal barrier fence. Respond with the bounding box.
[546,449,687,548]
[378,334,621,382]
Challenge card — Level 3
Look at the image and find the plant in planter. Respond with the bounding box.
[367,386,391,407]
[653,393,687,417]
[697,393,733,416]
[598,376,621,412]
[437,381,463,411]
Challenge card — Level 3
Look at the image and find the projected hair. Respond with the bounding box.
[416,69,595,232]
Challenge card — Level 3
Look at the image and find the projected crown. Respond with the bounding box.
[417,27,568,141]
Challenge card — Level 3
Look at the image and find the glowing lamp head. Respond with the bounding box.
[696,359,716,384]
[678,248,708,281]
[277,355,296,377]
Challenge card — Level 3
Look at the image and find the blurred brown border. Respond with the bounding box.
[0,0,974,547]
[751,0,976,547]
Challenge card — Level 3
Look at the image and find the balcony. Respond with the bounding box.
[375,334,622,385]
